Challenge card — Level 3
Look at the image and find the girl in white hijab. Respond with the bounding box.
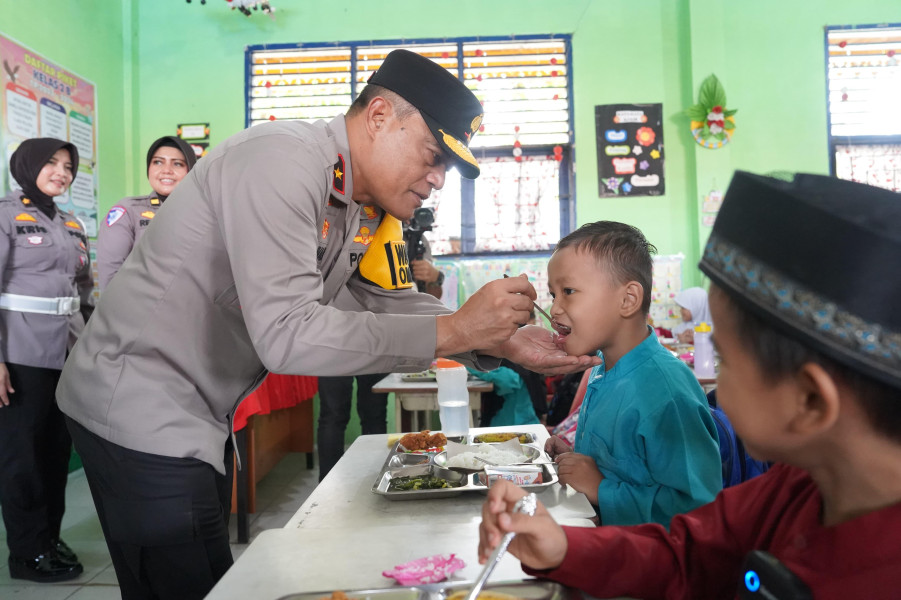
[672,287,711,343]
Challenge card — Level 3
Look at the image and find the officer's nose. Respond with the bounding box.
[427,164,446,191]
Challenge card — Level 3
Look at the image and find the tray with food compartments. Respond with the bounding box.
[371,431,557,500]
[277,578,576,600]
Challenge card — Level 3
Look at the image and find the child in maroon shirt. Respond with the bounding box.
[478,171,901,600]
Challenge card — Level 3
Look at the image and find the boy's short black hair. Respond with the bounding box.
[712,285,901,442]
[555,221,657,315]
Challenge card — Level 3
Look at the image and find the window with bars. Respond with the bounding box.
[246,36,574,254]
[826,25,901,192]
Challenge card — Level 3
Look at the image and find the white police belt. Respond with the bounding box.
[0,293,80,316]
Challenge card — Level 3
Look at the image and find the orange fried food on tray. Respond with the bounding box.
[398,430,447,451]
[427,432,447,447]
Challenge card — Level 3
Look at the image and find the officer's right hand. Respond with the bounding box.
[0,363,14,407]
[435,275,534,357]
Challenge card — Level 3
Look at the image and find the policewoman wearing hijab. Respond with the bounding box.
[97,136,196,290]
[0,138,93,582]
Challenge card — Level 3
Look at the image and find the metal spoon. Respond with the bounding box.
[464,493,538,600]
[503,274,553,323]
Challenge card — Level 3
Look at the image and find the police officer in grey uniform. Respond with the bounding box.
[97,136,196,290]
[0,138,92,583]
[57,50,598,599]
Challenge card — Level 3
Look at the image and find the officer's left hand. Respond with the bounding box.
[495,325,601,375]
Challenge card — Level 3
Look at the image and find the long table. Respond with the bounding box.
[207,424,596,600]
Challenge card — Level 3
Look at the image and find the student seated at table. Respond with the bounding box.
[543,221,721,527]
[672,286,712,344]
[478,171,901,599]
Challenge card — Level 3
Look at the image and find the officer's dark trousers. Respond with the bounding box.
[66,417,234,600]
[0,363,70,559]
[316,373,388,480]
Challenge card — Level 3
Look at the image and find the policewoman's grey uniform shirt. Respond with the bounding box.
[0,192,92,369]
[57,116,489,474]
[96,193,161,290]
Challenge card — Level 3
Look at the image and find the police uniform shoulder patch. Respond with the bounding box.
[332,154,345,195]
[15,213,37,222]
[357,215,414,290]
[106,206,127,227]
[150,197,160,206]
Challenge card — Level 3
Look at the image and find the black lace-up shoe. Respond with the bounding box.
[8,551,84,582]
[51,538,79,564]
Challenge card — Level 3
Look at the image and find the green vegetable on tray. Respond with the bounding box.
[388,475,460,491]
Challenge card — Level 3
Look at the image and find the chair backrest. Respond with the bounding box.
[707,389,770,488]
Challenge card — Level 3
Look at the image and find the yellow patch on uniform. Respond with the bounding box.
[15,213,37,222]
[362,206,378,220]
[357,215,413,290]
[65,220,81,229]
[321,219,330,240]
[21,198,31,205]
[150,198,160,206]
[141,211,155,219]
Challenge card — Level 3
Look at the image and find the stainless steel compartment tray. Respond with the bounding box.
[371,439,558,500]
[276,579,575,600]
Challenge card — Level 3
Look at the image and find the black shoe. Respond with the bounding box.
[8,552,84,583]
[51,538,79,564]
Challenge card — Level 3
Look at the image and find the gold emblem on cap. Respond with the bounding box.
[471,114,483,134]
[438,129,478,168]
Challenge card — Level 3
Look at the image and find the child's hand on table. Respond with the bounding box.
[545,435,573,459]
[554,452,604,505]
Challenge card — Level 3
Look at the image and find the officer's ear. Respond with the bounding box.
[366,96,392,138]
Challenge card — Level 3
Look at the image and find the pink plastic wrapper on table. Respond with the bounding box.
[382,554,466,585]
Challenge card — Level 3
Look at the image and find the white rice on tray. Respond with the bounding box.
[446,444,526,469]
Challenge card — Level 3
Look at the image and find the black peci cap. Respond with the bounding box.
[368,49,484,179]
[700,170,901,390]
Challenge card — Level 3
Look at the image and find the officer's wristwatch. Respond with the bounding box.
[428,270,445,288]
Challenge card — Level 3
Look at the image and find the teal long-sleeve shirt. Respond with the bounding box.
[574,331,722,527]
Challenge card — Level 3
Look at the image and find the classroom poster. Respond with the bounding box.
[595,103,664,198]
[0,33,98,236]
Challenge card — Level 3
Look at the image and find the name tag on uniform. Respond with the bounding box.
[357,215,414,290]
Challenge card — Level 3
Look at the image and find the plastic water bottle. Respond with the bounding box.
[435,358,470,438]
[693,322,716,378]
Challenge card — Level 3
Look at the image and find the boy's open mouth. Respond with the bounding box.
[552,319,571,336]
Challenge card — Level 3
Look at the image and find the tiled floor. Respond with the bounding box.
[0,452,321,598]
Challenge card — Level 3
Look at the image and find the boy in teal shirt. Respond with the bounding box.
[545,222,721,526]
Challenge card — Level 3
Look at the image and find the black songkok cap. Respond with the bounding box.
[700,170,901,390]
[367,49,484,179]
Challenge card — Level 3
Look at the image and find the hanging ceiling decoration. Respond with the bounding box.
[185,0,276,19]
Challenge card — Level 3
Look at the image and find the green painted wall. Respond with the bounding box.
[0,0,133,207]
[4,0,898,449]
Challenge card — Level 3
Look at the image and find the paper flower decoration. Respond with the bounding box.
[382,554,465,585]
[684,74,737,149]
